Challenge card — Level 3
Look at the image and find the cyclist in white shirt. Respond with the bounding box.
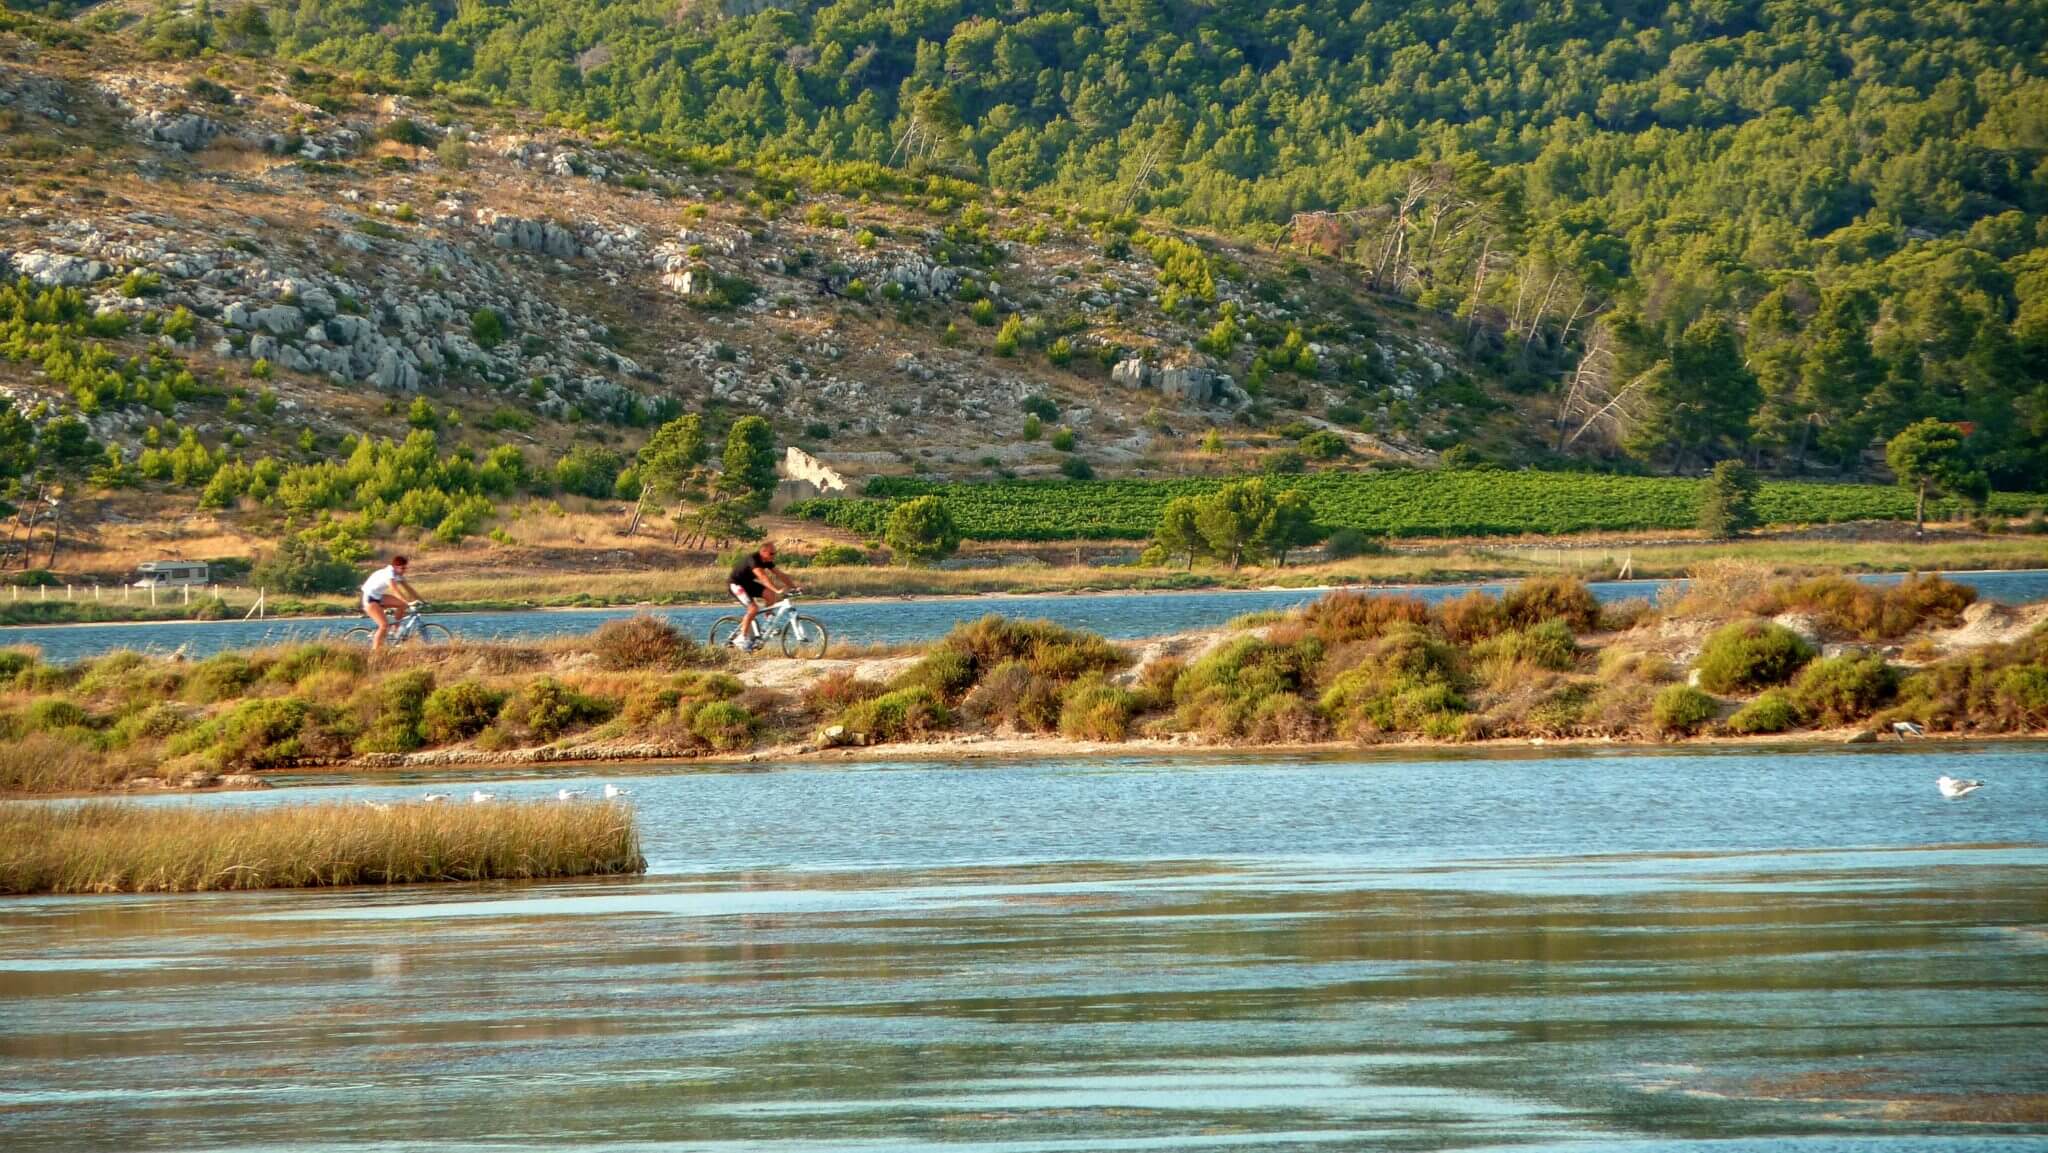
[361,555,422,650]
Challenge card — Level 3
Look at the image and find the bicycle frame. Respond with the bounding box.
[745,596,799,640]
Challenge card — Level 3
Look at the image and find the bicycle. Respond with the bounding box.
[709,592,828,659]
[345,603,454,647]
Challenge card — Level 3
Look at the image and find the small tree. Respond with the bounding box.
[250,534,355,594]
[377,117,429,159]
[1197,478,1277,568]
[1885,419,1979,531]
[885,495,960,566]
[406,396,439,429]
[1152,496,1207,568]
[470,308,506,346]
[637,413,707,502]
[722,415,778,498]
[1263,488,1320,566]
[1698,460,1761,538]
[994,315,1025,357]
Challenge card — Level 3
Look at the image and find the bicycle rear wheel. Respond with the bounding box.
[414,623,454,645]
[343,626,375,646]
[708,616,745,650]
[781,615,828,659]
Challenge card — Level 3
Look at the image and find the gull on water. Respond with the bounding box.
[556,788,587,801]
[1936,776,1984,799]
[469,789,498,803]
[421,792,451,803]
[602,783,631,799]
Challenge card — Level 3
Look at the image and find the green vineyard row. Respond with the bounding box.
[788,471,2047,542]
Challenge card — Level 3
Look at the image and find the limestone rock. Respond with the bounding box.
[12,250,106,286]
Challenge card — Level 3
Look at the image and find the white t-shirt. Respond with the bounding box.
[362,565,401,601]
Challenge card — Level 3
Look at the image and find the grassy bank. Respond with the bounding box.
[0,799,645,894]
[0,568,2041,794]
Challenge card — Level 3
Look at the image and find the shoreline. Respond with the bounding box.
[4,565,2046,635]
[62,727,2041,798]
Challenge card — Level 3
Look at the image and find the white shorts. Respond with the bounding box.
[730,583,757,608]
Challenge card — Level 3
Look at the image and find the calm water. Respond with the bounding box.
[8,569,2048,664]
[3,745,2047,1151]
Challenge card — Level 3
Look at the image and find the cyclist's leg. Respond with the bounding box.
[732,583,760,647]
[363,597,393,650]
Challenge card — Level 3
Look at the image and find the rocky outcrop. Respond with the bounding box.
[1111,357,1247,407]
[132,110,220,152]
[476,209,580,258]
[10,250,107,286]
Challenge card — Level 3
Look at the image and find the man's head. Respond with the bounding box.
[756,542,776,561]
[390,555,409,574]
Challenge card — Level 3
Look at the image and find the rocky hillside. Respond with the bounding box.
[0,8,1503,503]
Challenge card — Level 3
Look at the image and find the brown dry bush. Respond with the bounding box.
[1499,576,1602,632]
[590,615,698,671]
[1434,591,1503,644]
[1300,592,1433,643]
[1765,574,1975,641]
[801,669,887,714]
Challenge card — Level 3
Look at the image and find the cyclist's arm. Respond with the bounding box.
[759,567,798,594]
[393,578,423,605]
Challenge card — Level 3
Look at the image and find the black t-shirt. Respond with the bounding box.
[728,551,776,592]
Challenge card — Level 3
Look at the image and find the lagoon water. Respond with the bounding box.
[3,744,2046,1150]
[8,568,2048,664]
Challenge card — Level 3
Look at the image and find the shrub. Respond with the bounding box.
[1789,654,1898,726]
[186,653,259,703]
[1299,429,1347,459]
[690,700,755,751]
[170,697,314,769]
[1302,592,1432,643]
[811,543,866,566]
[1499,577,1601,632]
[1050,426,1076,452]
[961,660,1065,732]
[422,680,505,743]
[1472,620,1578,686]
[1322,528,1384,559]
[1698,460,1761,538]
[1727,689,1800,735]
[1022,413,1043,441]
[1162,635,1322,743]
[1059,456,1094,480]
[24,697,89,733]
[251,535,356,595]
[1766,574,1975,641]
[354,670,435,754]
[885,495,960,566]
[502,677,614,741]
[1318,626,1464,739]
[802,670,885,713]
[591,615,689,671]
[1694,620,1816,693]
[838,685,950,741]
[264,644,366,687]
[1651,684,1717,735]
[1435,590,1504,644]
[1021,395,1060,421]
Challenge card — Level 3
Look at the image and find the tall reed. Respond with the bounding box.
[0,799,645,894]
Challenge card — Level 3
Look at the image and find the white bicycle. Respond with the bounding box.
[709,593,828,659]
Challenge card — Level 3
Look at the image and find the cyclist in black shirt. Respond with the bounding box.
[726,541,798,651]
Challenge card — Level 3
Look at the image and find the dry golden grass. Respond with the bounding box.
[0,799,645,894]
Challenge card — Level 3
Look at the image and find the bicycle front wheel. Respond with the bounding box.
[782,615,828,659]
[708,616,745,650]
[414,623,454,645]
[343,626,376,646]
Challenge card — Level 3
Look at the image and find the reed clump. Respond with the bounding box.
[0,799,645,894]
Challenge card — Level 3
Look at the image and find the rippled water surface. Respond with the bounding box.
[4,745,2047,1151]
[8,569,2048,663]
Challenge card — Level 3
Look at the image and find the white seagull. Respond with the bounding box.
[602,783,631,799]
[1936,776,1984,799]
[469,789,498,804]
[421,792,451,803]
[1891,720,1926,739]
[556,788,587,801]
